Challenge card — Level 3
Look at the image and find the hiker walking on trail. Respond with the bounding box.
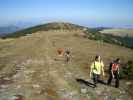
[57,48,64,57]
[107,58,120,88]
[64,49,71,63]
[89,55,105,87]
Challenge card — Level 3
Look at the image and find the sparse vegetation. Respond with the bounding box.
[85,28,133,49]
[120,61,133,80]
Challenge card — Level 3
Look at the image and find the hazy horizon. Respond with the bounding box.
[0,0,133,28]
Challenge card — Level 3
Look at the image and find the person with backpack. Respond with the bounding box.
[57,48,64,57]
[64,49,71,63]
[89,55,105,87]
[107,58,120,88]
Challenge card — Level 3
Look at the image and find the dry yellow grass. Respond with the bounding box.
[0,30,133,100]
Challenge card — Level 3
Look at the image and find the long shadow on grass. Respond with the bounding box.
[76,78,96,88]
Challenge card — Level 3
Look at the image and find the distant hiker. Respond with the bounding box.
[64,49,71,63]
[89,55,105,87]
[57,48,64,57]
[107,58,120,88]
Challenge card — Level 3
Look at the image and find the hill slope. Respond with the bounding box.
[0,30,133,100]
[2,22,84,38]
[85,28,133,49]
[2,22,133,49]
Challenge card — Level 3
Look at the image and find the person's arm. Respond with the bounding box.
[117,66,120,75]
[101,62,105,76]
[90,62,94,78]
[111,64,115,78]
[111,70,114,78]
[109,62,114,78]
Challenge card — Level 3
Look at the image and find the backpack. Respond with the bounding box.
[57,48,64,55]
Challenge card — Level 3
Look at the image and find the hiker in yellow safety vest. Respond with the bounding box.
[89,55,105,87]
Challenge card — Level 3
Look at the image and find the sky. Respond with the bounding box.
[0,0,133,28]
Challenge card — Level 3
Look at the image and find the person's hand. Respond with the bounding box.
[103,72,105,76]
[90,73,92,78]
[112,74,114,79]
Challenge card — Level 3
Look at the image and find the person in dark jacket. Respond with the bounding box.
[107,58,120,88]
[64,49,71,63]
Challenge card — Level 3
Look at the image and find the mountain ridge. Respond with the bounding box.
[1,22,133,49]
[2,22,85,38]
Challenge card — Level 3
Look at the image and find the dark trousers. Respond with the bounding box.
[107,71,119,88]
[93,73,105,86]
[65,55,70,63]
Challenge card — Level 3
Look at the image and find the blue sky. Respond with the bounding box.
[0,0,133,28]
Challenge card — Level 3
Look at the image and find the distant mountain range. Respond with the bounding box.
[0,25,22,36]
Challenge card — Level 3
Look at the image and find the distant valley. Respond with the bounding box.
[0,25,22,36]
[100,28,133,37]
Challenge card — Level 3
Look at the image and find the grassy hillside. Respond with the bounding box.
[99,28,133,48]
[1,22,133,49]
[0,30,133,100]
[85,28,133,49]
[1,22,84,38]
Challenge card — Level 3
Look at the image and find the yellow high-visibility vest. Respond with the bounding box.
[90,61,104,75]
